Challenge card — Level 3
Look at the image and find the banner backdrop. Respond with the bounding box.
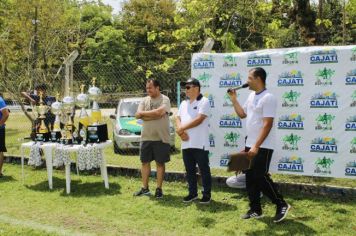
[191,45,356,179]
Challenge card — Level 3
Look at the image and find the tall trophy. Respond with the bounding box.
[50,93,62,142]
[35,91,50,142]
[76,85,90,144]
[61,94,75,145]
[88,77,102,125]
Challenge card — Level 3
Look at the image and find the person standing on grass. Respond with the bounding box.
[176,78,212,204]
[227,67,290,223]
[134,79,171,199]
[0,95,10,177]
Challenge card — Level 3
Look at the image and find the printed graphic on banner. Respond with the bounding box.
[315,67,335,85]
[345,116,356,131]
[219,153,230,167]
[247,54,272,67]
[351,47,356,61]
[282,133,301,151]
[310,91,338,108]
[282,51,299,65]
[277,70,304,86]
[204,93,215,108]
[314,157,334,175]
[223,55,238,67]
[345,69,356,85]
[196,72,212,88]
[219,114,242,128]
[345,160,356,176]
[282,90,301,107]
[351,137,356,153]
[315,113,335,130]
[278,155,304,172]
[209,133,215,147]
[193,55,214,69]
[223,131,240,148]
[310,49,338,64]
[310,137,337,153]
[223,93,234,107]
[219,72,242,88]
[278,114,304,130]
[351,91,356,107]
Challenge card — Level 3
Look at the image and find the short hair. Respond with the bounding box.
[146,79,161,88]
[250,67,266,85]
[35,83,47,91]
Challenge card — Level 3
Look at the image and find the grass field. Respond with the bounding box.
[1,164,356,236]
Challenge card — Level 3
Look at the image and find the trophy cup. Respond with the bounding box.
[35,91,50,142]
[61,94,75,145]
[76,85,90,145]
[50,93,62,142]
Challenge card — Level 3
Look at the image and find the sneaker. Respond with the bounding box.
[183,194,198,203]
[199,195,211,204]
[273,203,291,223]
[241,210,263,219]
[133,187,151,197]
[155,188,163,199]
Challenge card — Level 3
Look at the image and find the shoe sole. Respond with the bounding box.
[241,215,264,220]
[133,192,151,197]
[199,200,211,204]
[274,204,291,223]
[183,196,198,203]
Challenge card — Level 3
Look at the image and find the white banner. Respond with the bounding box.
[191,45,356,178]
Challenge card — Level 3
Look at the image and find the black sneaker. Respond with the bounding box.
[133,187,151,196]
[273,203,291,223]
[183,194,198,203]
[155,188,163,199]
[241,210,263,219]
[199,195,211,204]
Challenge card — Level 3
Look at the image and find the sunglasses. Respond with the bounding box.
[185,85,195,90]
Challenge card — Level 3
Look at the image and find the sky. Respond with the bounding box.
[102,0,124,14]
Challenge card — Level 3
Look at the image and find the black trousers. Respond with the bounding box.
[182,148,212,197]
[245,147,285,212]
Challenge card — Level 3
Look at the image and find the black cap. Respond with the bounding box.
[180,78,201,88]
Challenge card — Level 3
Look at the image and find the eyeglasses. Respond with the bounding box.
[185,86,195,90]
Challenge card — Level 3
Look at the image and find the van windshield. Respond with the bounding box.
[119,101,140,117]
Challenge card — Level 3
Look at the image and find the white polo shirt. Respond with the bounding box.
[243,90,277,149]
[178,96,210,150]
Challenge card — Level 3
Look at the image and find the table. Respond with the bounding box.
[21,140,112,194]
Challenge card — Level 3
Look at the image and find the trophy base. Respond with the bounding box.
[50,131,62,142]
[61,138,73,145]
[36,132,50,142]
[87,124,108,143]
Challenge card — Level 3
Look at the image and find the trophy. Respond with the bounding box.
[61,94,75,145]
[76,85,90,144]
[50,93,62,142]
[35,91,50,142]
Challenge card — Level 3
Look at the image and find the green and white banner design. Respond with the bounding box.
[191,45,356,178]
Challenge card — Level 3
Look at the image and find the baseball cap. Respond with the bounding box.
[180,78,201,88]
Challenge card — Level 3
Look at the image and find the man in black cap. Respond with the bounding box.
[176,78,212,204]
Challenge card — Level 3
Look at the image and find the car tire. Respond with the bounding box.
[113,140,121,154]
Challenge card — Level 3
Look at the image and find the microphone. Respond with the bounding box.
[227,83,249,93]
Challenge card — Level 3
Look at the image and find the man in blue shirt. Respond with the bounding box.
[0,95,10,177]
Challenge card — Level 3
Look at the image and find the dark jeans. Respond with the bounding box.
[245,147,285,212]
[182,148,212,197]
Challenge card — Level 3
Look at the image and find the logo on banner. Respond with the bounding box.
[278,156,304,172]
[204,93,215,108]
[219,114,242,128]
[282,51,299,65]
[247,54,272,67]
[278,114,304,130]
[282,133,301,151]
[310,91,338,108]
[209,133,215,147]
[315,67,335,85]
[351,137,356,153]
[345,69,356,85]
[223,93,234,107]
[310,137,337,153]
[193,55,214,69]
[277,70,304,86]
[219,153,230,167]
[310,49,338,64]
[345,160,356,176]
[351,90,356,107]
[351,47,356,61]
[315,113,335,130]
[223,55,238,67]
[282,90,301,107]
[224,131,240,148]
[314,157,334,175]
[345,115,356,131]
[197,72,212,87]
[219,72,242,88]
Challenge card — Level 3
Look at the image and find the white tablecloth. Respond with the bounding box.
[21,140,112,194]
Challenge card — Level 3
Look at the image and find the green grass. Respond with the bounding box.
[1,164,356,236]
[5,113,356,188]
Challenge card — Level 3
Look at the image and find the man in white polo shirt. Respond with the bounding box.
[176,78,212,204]
[228,67,290,223]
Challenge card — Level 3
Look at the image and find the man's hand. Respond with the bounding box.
[227,90,237,101]
[135,111,142,119]
[179,131,189,141]
[247,145,259,159]
[176,126,184,136]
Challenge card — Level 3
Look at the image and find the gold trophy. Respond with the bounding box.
[61,94,75,145]
[76,85,90,144]
[50,93,62,142]
[35,91,50,142]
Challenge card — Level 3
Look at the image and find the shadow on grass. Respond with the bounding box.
[0,175,16,182]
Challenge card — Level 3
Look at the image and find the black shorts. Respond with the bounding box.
[140,141,170,164]
[0,128,6,152]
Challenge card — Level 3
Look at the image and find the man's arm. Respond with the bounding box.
[176,114,207,135]
[176,116,189,141]
[228,91,247,119]
[247,117,273,158]
[0,108,9,126]
[21,92,36,105]
[136,105,167,120]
